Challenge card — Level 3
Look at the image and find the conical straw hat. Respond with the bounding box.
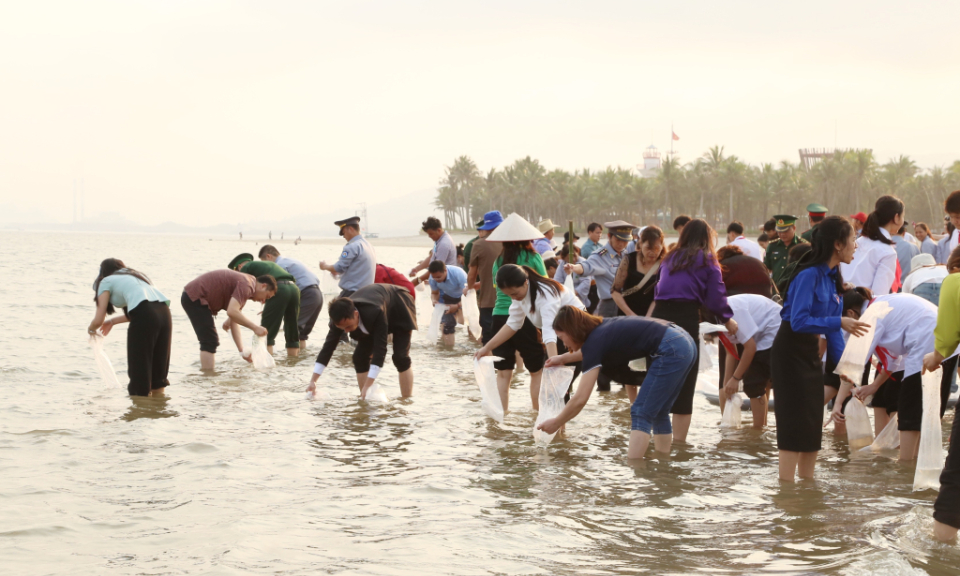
[485,213,545,242]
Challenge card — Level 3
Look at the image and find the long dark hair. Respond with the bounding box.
[664,218,718,271]
[779,216,853,299]
[842,286,873,316]
[496,264,561,314]
[500,240,536,266]
[639,225,667,262]
[861,195,904,245]
[93,258,152,315]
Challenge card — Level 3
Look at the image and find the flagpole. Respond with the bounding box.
[670,121,674,157]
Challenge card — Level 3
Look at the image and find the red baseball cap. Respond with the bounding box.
[850,212,867,224]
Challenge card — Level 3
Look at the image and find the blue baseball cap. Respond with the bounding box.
[477,211,504,231]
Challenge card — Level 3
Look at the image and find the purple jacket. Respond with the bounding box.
[654,250,733,322]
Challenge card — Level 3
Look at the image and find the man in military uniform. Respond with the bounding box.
[319,216,377,298]
[228,253,302,357]
[801,203,828,242]
[764,215,806,287]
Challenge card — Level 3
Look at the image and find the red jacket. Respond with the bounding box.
[375,264,416,300]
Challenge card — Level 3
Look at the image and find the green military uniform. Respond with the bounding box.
[800,203,828,243]
[764,215,807,287]
[229,254,301,349]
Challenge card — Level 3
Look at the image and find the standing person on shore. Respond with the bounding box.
[840,195,903,296]
[258,245,323,350]
[537,307,696,458]
[772,216,868,481]
[318,216,376,298]
[88,259,171,397]
[306,284,418,399]
[914,222,938,257]
[182,270,276,370]
[428,260,468,348]
[582,223,604,258]
[726,221,763,261]
[764,215,806,287]
[410,217,458,286]
[466,211,504,344]
[801,204,828,242]
[485,214,548,410]
[649,218,738,443]
[533,220,559,255]
[228,254,301,357]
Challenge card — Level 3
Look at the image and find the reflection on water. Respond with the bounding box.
[2,231,959,574]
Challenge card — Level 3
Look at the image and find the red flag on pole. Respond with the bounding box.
[672,131,680,141]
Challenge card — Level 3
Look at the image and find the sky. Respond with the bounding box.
[1,1,958,227]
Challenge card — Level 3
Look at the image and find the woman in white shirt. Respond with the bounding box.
[840,196,904,296]
[475,264,586,410]
[828,290,959,461]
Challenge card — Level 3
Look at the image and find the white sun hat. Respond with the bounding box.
[486,213,545,242]
[910,253,936,270]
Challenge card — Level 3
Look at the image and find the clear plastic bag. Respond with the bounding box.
[845,397,874,450]
[245,334,275,370]
[305,387,332,403]
[474,356,504,423]
[914,367,945,491]
[363,382,388,403]
[426,303,446,342]
[834,300,893,383]
[868,412,900,452]
[89,334,122,388]
[721,393,743,429]
[563,271,576,292]
[533,366,575,446]
[698,338,713,372]
[462,290,482,339]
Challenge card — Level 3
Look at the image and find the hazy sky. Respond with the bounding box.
[2,1,958,227]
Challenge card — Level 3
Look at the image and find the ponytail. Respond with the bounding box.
[495,264,561,314]
[860,195,904,245]
[842,286,873,316]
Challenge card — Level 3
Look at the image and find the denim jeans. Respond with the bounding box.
[631,325,696,434]
[912,282,941,307]
[438,294,461,335]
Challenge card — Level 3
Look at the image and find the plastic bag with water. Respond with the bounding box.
[426,304,446,342]
[305,387,332,403]
[533,366,575,446]
[473,356,504,423]
[721,393,743,429]
[845,397,874,450]
[245,334,275,370]
[363,382,388,403]
[914,367,944,491]
[834,301,893,383]
[867,412,900,452]
[462,290,482,339]
[89,334,122,388]
[698,338,713,372]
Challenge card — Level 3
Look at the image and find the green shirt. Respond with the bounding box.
[800,224,818,243]
[462,236,478,272]
[935,273,960,357]
[238,261,296,283]
[763,235,806,287]
[491,250,546,315]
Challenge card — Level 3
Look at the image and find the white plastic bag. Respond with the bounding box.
[868,412,900,452]
[245,334,275,370]
[462,290,482,339]
[721,393,743,429]
[563,271,576,292]
[474,356,504,423]
[363,382,388,403]
[914,367,945,491]
[834,301,893,383]
[305,387,332,403]
[533,366,575,446]
[89,334,122,388]
[426,303,446,342]
[698,339,713,372]
[845,397,874,450]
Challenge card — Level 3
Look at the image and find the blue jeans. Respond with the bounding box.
[631,325,696,434]
[438,294,461,335]
[912,282,941,306]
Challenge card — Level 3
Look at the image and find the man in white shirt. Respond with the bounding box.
[726,221,763,261]
[902,253,948,306]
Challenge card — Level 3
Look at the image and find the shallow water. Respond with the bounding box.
[3,231,959,575]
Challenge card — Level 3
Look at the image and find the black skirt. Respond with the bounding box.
[652,299,700,415]
[771,320,823,452]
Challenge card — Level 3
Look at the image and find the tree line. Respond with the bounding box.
[434,147,960,233]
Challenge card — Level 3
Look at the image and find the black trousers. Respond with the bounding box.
[126,301,172,396]
[352,330,412,373]
[935,406,960,529]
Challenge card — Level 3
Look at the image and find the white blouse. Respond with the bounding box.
[725,294,782,351]
[861,293,937,377]
[506,283,586,344]
[729,236,764,261]
[840,228,898,295]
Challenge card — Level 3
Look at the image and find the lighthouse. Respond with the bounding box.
[637,145,661,178]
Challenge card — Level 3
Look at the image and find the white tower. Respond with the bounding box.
[638,145,661,179]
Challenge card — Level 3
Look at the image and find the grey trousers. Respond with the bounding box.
[298,285,324,341]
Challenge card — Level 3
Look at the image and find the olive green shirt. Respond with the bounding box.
[238,261,296,283]
[763,235,807,287]
[800,224,818,243]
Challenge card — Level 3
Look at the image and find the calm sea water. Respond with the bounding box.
[2,230,958,575]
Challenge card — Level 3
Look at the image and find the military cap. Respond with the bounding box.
[806,203,828,216]
[604,220,636,241]
[773,215,798,232]
[334,216,361,236]
[228,253,254,270]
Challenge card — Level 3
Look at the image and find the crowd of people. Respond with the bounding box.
[86,195,960,542]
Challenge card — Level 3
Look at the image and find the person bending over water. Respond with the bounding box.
[88,258,172,396]
[536,306,696,458]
